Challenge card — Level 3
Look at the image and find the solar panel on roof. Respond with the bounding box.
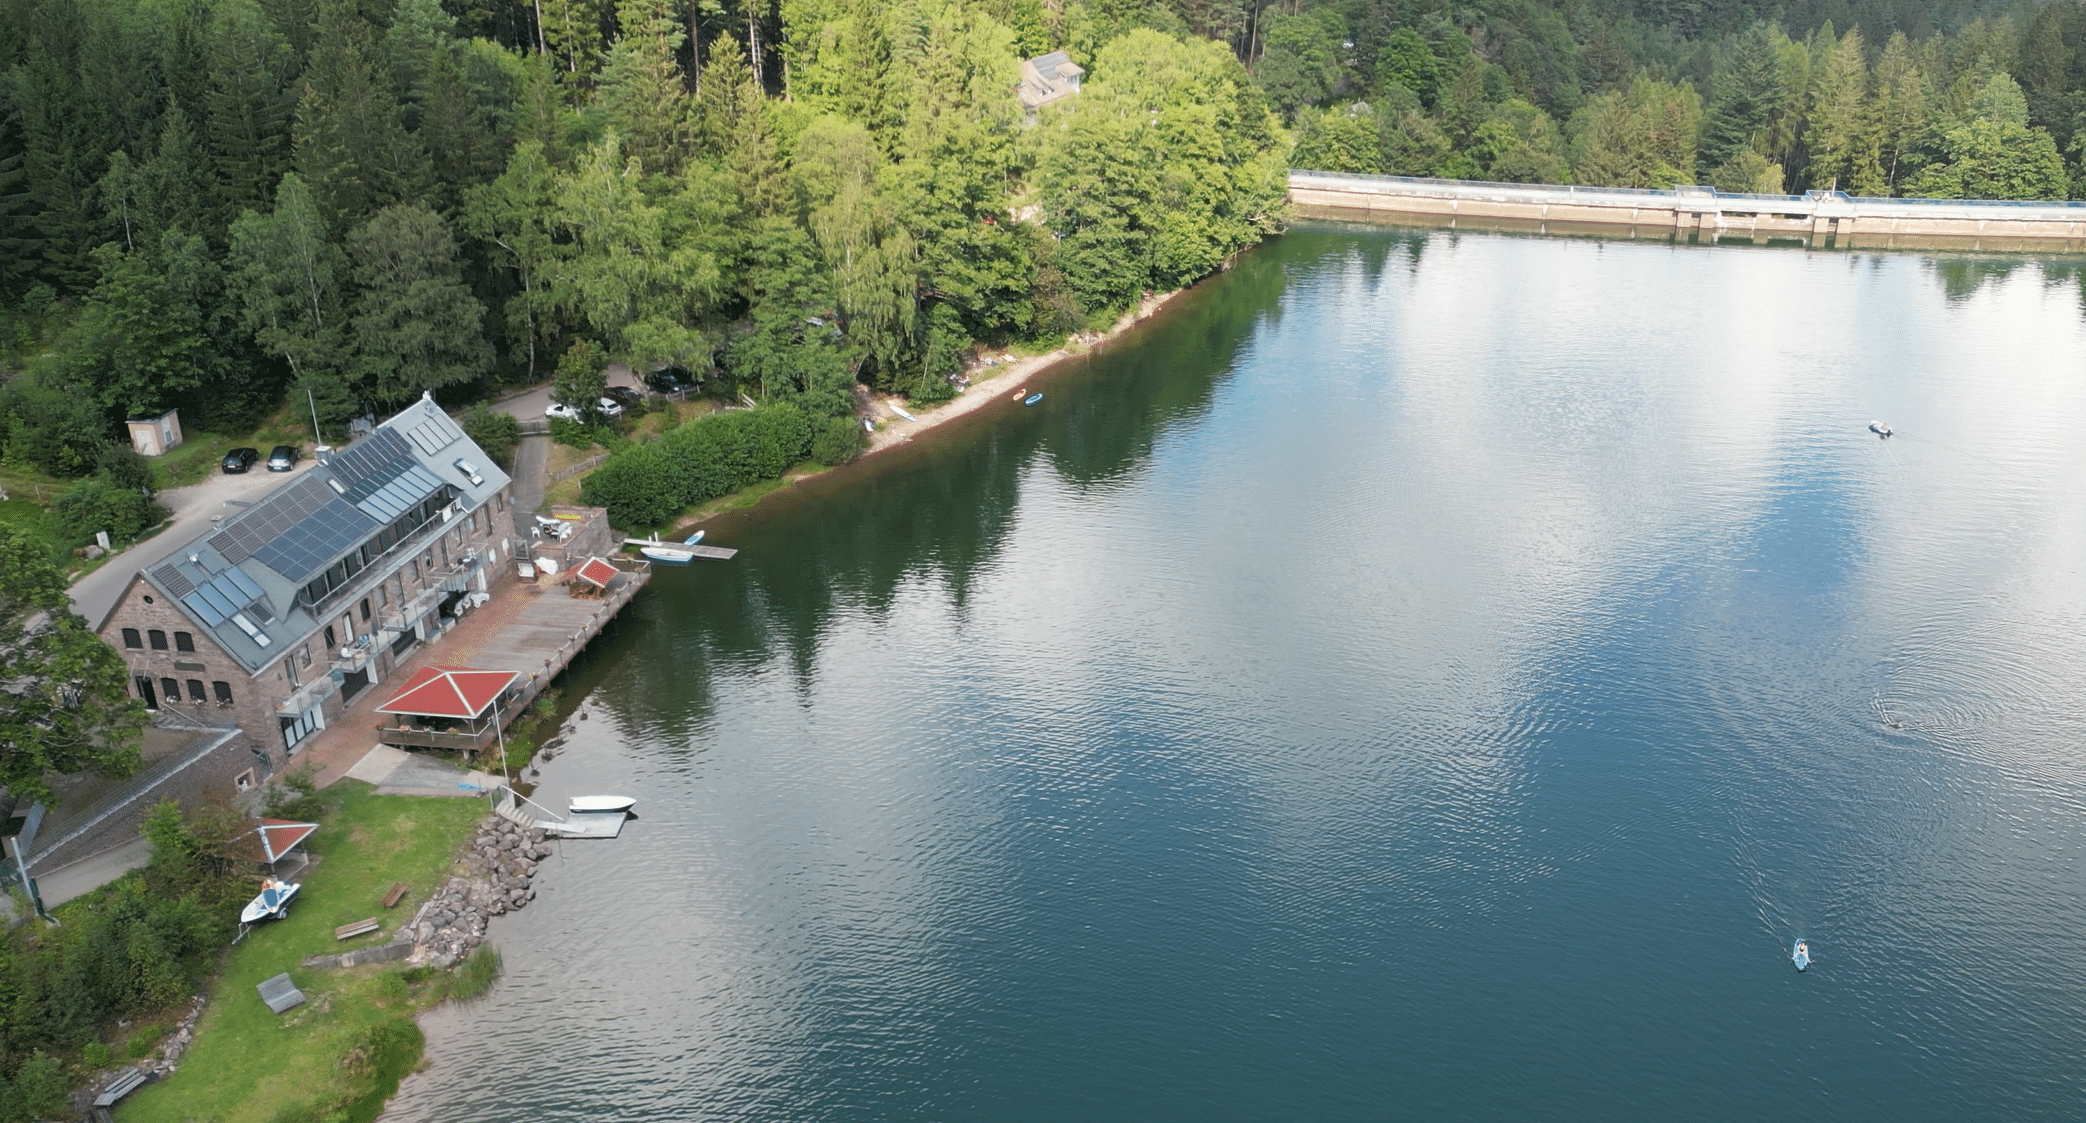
[222,566,264,601]
[183,591,228,626]
[251,497,378,582]
[196,583,239,620]
[153,564,194,598]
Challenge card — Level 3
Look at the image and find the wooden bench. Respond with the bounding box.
[381,882,409,908]
[334,918,381,941]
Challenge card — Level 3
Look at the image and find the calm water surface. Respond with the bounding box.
[388,227,2086,1121]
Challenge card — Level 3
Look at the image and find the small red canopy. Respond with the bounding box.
[573,556,620,588]
[376,665,518,720]
[255,819,318,863]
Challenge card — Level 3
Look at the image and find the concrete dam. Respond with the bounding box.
[1289,170,2086,252]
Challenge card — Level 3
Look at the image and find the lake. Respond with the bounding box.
[387,225,2086,1121]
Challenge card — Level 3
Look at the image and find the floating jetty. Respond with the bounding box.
[494,787,627,839]
[624,536,738,560]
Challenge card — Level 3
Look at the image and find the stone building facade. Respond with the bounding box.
[96,396,517,768]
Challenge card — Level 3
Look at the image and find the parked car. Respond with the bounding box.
[643,367,694,394]
[546,397,624,421]
[266,444,300,471]
[220,447,259,473]
[603,386,642,409]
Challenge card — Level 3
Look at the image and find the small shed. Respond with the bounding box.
[125,409,184,456]
[252,819,319,874]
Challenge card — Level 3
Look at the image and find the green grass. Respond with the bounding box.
[117,782,489,1123]
[0,496,65,551]
[153,414,314,490]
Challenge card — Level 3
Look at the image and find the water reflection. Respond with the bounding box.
[390,225,2086,1123]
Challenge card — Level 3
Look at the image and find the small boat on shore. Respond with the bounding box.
[1011,388,1026,401]
[1792,940,1811,971]
[1024,393,1044,406]
[240,878,300,924]
[891,403,919,422]
[569,795,637,815]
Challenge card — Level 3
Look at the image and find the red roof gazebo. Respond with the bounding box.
[251,818,318,872]
[374,665,519,754]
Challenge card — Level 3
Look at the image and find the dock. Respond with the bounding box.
[493,787,627,839]
[623,536,739,560]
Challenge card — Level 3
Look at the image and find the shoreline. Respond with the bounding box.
[859,288,1188,459]
[660,288,1191,539]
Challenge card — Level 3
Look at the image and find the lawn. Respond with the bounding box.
[152,412,315,490]
[118,782,489,1123]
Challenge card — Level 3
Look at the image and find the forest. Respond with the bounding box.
[0,0,2080,497]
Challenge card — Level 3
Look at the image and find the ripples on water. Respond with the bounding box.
[387,228,2086,1121]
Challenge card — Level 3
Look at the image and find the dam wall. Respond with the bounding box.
[1289,171,2086,252]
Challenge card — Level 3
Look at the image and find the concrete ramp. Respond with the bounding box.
[343,745,499,797]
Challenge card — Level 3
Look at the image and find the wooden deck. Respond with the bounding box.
[304,560,653,788]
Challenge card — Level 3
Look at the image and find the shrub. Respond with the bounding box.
[50,473,167,547]
[455,403,520,469]
[83,1040,111,1068]
[811,416,866,466]
[264,764,324,822]
[580,403,817,529]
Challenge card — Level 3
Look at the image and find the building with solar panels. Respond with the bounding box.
[96,394,515,764]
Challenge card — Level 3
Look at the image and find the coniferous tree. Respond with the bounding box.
[346,202,493,403]
[1699,22,1787,172]
[597,0,695,176]
[292,19,435,227]
[205,0,298,214]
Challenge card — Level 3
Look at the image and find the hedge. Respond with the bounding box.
[580,403,815,530]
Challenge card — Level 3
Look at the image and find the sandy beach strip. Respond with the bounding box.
[857,289,1186,457]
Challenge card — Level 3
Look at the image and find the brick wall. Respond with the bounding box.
[97,483,518,762]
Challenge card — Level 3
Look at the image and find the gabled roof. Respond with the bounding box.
[124,395,514,673]
[376,664,517,719]
[254,819,318,863]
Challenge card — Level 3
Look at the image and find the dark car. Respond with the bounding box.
[266,444,300,472]
[220,447,259,473]
[643,367,694,394]
[603,386,642,409]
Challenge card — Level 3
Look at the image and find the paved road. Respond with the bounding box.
[493,363,640,422]
[68,458,318,627]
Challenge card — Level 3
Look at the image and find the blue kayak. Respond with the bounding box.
[1024,393,1043,406]
[1792,940,1811,971]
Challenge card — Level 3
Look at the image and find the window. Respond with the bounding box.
[213,680,233,705]
[300,644,313,668]
[135,676,159,709]
[148,629,168,650]
[160,677,180,704]
[235,769,255,792]
[377,584,388,608]
[174,631,195,652]
[122,628,143,649]
[186,679,206,703]
[286,659,299,688]
[360,597,371,622]
[409,559,419,582]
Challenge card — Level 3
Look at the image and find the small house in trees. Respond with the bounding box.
[125,409,183,456]
[1019,51,1083,115]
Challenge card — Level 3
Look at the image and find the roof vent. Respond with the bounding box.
[314,445,334,465]
[188,553,200,565]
